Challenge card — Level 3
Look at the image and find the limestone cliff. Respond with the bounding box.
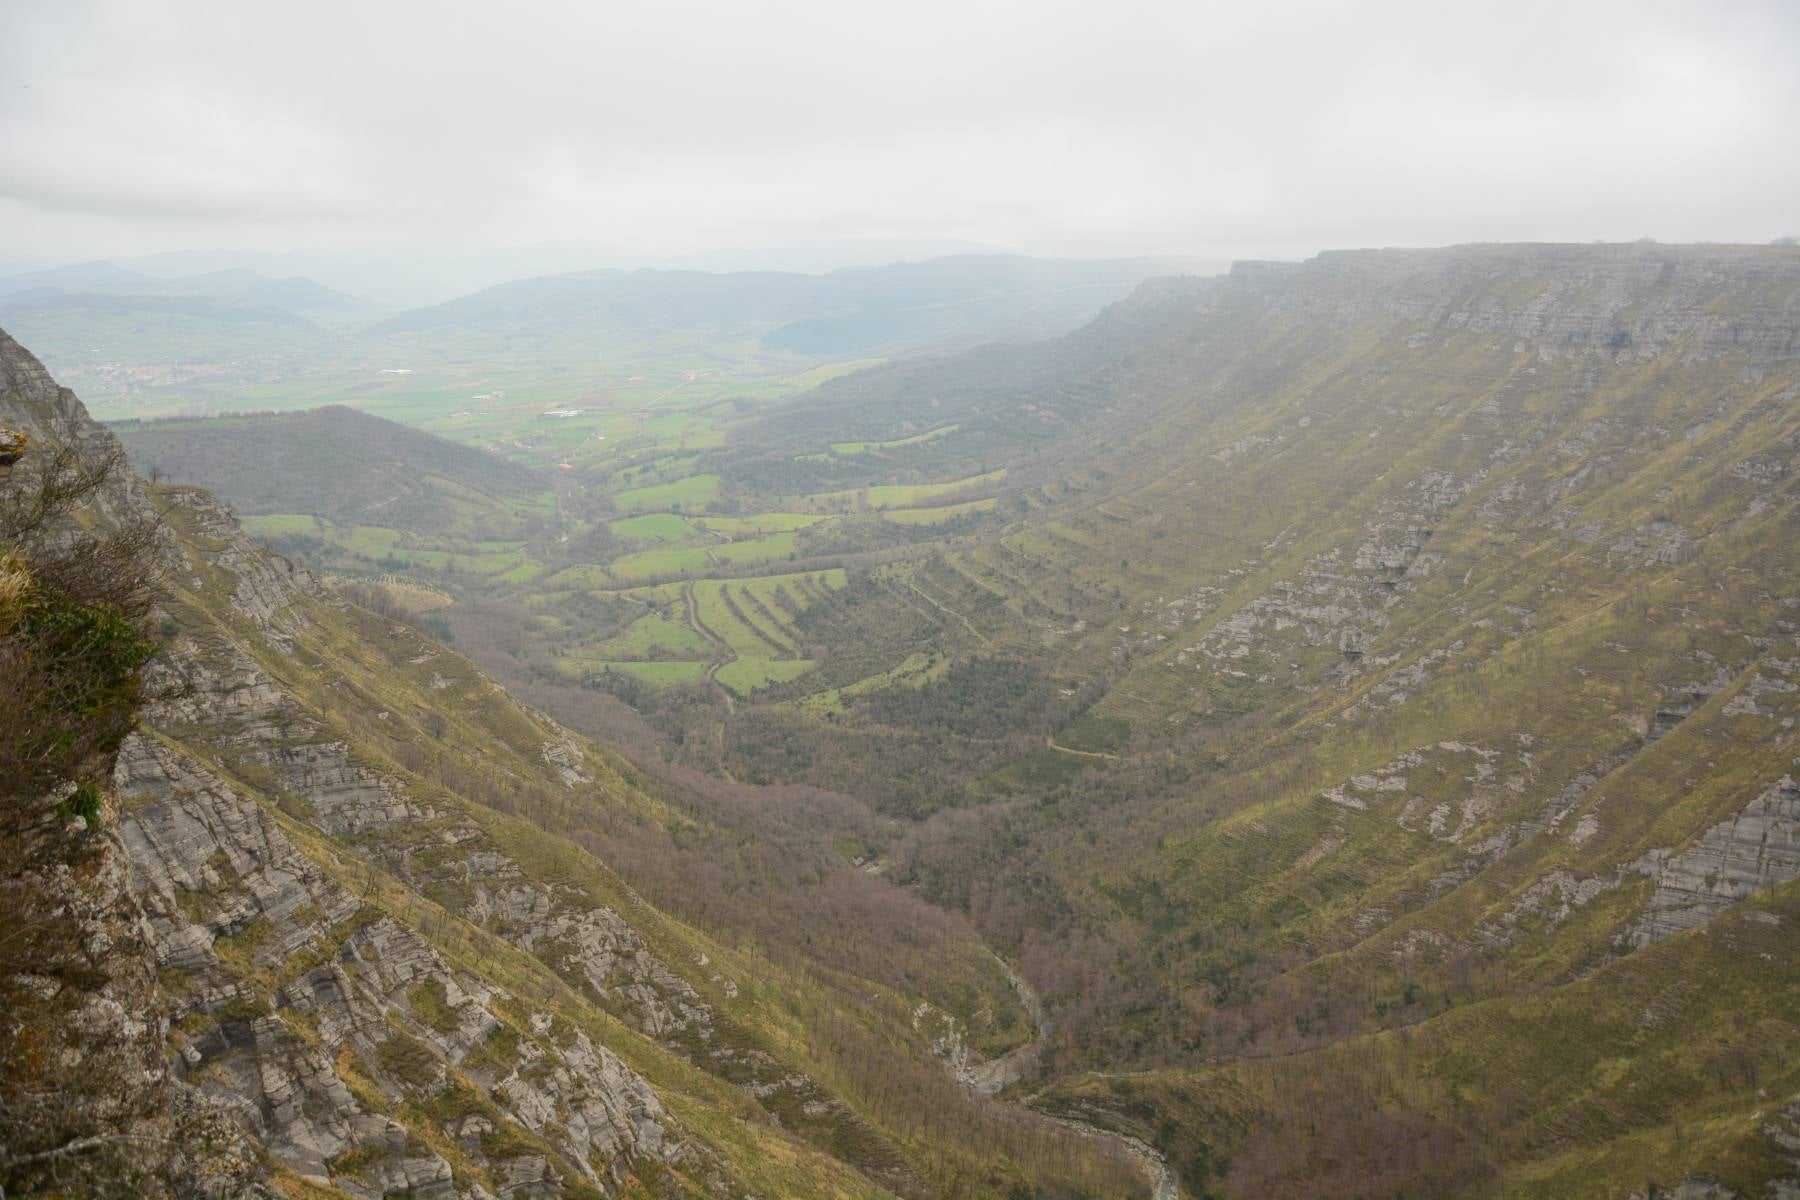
[0,331,268,1198]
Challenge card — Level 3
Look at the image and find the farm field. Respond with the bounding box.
[605,545,714,581]
[106,304,1027,712]
[610,513,699,542]
[693,513,825,534]
[674,570,848,691]
[786,468,1006,512]
[614,473,721,513]
[715,657,817,694]
[881,497,998,525]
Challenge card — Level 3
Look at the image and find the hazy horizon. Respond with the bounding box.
[5,0,1797,284]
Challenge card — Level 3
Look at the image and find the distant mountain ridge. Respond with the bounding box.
[0,262,376,328]
[375,253,1196,355]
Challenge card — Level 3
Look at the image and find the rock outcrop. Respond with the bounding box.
[1628,775,1800,947]
[1259,242,1800,361]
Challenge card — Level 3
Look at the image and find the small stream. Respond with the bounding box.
[952,957,1180,1200]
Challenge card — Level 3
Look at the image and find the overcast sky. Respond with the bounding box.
[3,0,1798,274]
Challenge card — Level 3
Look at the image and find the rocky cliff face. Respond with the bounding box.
[0,327,940,1198]
[1628,775,1800,947]
[1240,242,1800,359]
[0,330,272,1198]
[118,729,685,1198]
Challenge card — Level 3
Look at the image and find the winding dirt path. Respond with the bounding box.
[1045,735,1121,761]
[684,581,733,693]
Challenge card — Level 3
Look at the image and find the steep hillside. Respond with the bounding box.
[692,242,1800,1198]
[0,329,1152,1198]
[113,406,552,542]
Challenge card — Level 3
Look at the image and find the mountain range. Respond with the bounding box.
[373,256,1197,356]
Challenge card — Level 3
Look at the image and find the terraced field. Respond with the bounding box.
[787,468,1007,512]
[677,570,848,694]
[694,513,826,534]
[609,512,696,542]
[882,497,997,525]
[829,423,959,454]
[533,565,849,693]
[797,650,952,714]
[715,657,818,693]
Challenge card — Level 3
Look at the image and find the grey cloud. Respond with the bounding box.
[2,0,1797,267]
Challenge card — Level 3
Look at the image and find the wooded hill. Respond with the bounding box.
[115,405,550,539]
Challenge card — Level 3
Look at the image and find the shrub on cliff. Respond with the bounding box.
[0,435,172,1197]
